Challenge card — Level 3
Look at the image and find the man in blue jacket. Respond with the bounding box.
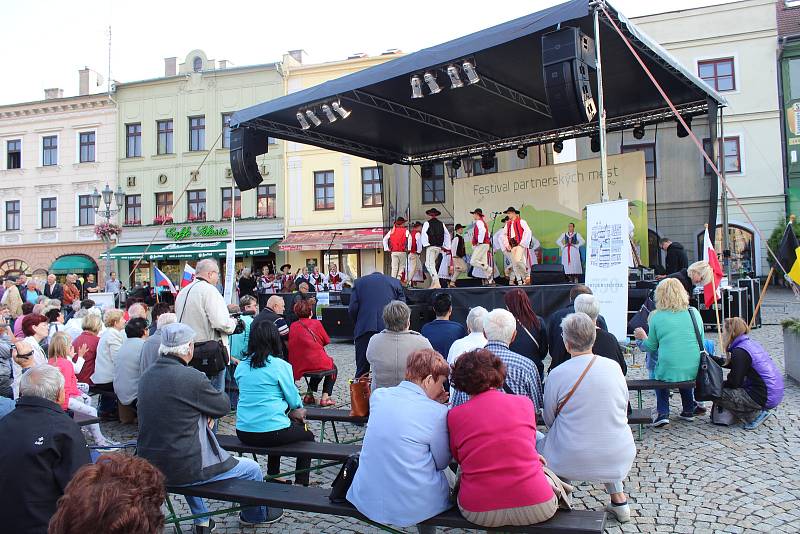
[348,271,405,378]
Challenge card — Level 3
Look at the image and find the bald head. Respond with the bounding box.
[195,259,219,277]
[266,296,285,315]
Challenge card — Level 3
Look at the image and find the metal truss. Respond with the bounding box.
[473,74,551,118]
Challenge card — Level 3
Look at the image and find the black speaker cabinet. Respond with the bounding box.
[737,278,762,328]
[321,306,354,339]
[542,27,597,128]
[542,27,596,68]
[531,264,568,285]
[409,303,435,332]
[230,127,268,191]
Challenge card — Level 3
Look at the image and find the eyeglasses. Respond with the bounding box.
[13,350,34,358]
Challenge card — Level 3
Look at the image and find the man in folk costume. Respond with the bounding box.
[469,208,493,286]
[407,222,424,288]
[421,208,450,289]
[278,264,295,293]
[382,217,411,280]
[557,222,585,283]
[325,263,348,291]
[448,224,468,287]
[501,206,533,286]
[309,265,326,292]
[492,217,511,280]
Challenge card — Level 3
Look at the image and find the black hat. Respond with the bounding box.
[454,223,465,231]
[504,206,520,214]
[280,264,292,271]
[412,221,423,228]
[469,208,484,216]
[394,216,407,225]
[425,208,441,216]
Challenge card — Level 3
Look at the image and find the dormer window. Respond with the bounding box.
[193,56,202,72]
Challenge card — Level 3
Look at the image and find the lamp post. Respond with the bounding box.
[91,184,125,285]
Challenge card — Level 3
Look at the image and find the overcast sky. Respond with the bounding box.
[2,0,733,105]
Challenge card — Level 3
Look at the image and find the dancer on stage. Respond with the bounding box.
[557,222,585,283]
[278,264,295,293]
[407,221,424,288]
[469,208,493,286]
[421,208,449,289]
[383,217,411,280]
[493,216,511,280]
[449,224,468,287]
[501,206,533,286]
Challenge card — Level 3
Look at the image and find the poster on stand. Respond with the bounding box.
[223,242,237,304]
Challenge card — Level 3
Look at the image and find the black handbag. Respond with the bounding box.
[329,453,359,503]
[688,309,723,401]
[627,297,655,335]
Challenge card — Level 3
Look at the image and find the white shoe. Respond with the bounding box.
[605,502,631,523]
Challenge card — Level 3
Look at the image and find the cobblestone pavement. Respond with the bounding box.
[100,288,800,533]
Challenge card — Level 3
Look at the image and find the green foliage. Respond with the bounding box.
[766,217,800,267]
[781,317,800,334]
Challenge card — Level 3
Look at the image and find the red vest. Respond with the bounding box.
[506,218,524,244]
[472,218,489,245]
[410,231,420,253]
[388,225,409,252]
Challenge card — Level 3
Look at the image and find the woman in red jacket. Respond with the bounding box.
[287,299,337,406]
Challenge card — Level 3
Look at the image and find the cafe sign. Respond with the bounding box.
[165,225,229,242]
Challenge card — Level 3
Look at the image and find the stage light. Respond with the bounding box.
[447,65,464,89]
[411,75,423,99]
[424,72,441,94]
[677,115,692,138]
[633,124,645,139]
[296,112,310,130]
[451,157,461,170]
[517,146,527,159]
[553,140,564,153]
[462,61,480,84]
[321,104,337,124]
[590,134,600,153]
[305,110,322,127]
[481,152,495,170]
[332,101,351,119]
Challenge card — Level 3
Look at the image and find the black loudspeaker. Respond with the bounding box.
[409,303,435,332]
[542,27,596,68]
[531,264,569,285]
[737,278,762,328]
[542,27,597,127]
[230,127,268,191]
[321,306,354,339]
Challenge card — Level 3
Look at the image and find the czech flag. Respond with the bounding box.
[154,266,177,295]
[181,263,196,288]
[702,227,724,308]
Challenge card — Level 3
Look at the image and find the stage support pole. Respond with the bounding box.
[593,2,609,202]
[749,268,773,329]
[719,108,730,279]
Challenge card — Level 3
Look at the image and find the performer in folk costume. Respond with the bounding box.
[557,222,585,283]
[492,217,511,279]
[438,245,452,286]
[309,265,326,292]
[325,263,348,291]
[421,208,450,289]
[448,224,468,287]
[257,266,279,295]
[500,206,533,286]
[295,266,312,288]
[279,264,295,293]
[469,208,494,286]
[383,217,411,280]
[406,221,425,287]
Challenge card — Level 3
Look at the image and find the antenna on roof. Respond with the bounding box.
[107,25,112,96]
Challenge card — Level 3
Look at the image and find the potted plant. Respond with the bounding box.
[781,317,800,383]
[94,222,123,240]
[154,215,173,224]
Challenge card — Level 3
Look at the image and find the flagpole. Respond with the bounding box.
[706,224,724,351]
[749,267,773,329]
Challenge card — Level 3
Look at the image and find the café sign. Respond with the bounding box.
[165,225,229,242]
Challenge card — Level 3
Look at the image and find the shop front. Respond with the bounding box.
[279,228,385,279]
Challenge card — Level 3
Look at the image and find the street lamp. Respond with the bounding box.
[93,183,125,286]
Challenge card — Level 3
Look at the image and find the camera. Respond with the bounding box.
[230,312,246,335]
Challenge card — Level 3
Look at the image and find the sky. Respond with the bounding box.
[1,0,735,105]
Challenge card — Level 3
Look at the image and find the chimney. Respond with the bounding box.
[164,57,177,77]
[218,59,229,69]
[287,49,306,64]
[78,67,103,96]
[44,88,64,100]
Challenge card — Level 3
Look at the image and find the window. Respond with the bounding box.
[698,58,735,92]
[126,123,142,157]
[422,163,445,204]
[314,171,335,210]
[42,136,57,166]
[222,113,232,148]
[703,137,742,175]
[361,166,383,207]
[155,192,173,222]
[697,224,756,275]
[5,200,20,231]
[189,116,205,151]
[125,195,141,225]
[79,132,95,163]
[221,187,241,219]
[193,56,203,72]
[471,157,497,176]
[622,144,656,179]
[257,184,277,218]
[6,140,21,169]
[41,197,57,228]
[187,190,206,221]
[157,119,174,154]
[78,195,95,226]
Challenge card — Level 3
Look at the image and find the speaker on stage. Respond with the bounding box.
[230,127,268,191]
[542,27,597,127]
[409,304,435,332]
[531,264,568,285]
[321,306,354,339]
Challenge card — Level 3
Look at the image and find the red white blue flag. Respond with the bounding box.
[154,266,177,295]
[181,263,196,288]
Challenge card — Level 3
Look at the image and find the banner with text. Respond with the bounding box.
[585,199,630,341]
[453,152,648,269]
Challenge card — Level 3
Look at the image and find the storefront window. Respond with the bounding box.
[696,224,756,276]
[322,251,360,279]
[131,261,152,285]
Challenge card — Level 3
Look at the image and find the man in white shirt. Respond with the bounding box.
[501,206,533,286]
[468,208,493,286]
[447,306,489,366]
[382,217,411,280]
[420,209,450,289]
[407,222,424,288]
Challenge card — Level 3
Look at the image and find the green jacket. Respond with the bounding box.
[641,307,703,382]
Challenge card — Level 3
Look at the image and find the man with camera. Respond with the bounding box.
[174,259,237,394]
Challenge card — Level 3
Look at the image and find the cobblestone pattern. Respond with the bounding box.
[97,289,800,533]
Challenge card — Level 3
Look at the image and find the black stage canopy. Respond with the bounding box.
[232,0,726,165]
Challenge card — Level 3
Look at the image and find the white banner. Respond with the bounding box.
[223,241,237,305]
[585,200,630,341]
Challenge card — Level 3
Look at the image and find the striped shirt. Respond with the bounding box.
[451,341,543,413]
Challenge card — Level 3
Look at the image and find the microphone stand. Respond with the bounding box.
[324,232,341,290]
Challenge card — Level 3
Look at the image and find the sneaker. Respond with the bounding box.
[679,411,696,421]
[240,508,284,525]
[693,405,708,416]
[651,414,669,427]
[192,518,216,534]
[743,410,772,430]
[605,502,631,523]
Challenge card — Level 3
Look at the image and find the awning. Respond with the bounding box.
[279,229,384,251]
[50,255,98,274]
[109,239,279,260]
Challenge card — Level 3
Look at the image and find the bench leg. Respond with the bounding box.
[331,421,340,443]
[637,391,644,441]
[164,495,184,534]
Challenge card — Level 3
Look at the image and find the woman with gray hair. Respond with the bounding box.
[573,294,626,374]
[539,312,636,523]
[366,300,433,391]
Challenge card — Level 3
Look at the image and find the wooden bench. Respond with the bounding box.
[166,480,605,534]
[626,379,696,439]
[215,434,360,461]
[304,406,367,443]
[72,411,101,427]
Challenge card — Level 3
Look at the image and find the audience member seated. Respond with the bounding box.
[288,299,337,406]
[63,308,90,341]
[0,327,12,401]
[540,312,636,523]
[252,295,290,359]
[13,302,35,339]
[113,317,149,410]
[91,309,126,419]
[451,308,542,412]
[137,323,282,532]
[148,301,172,336]
[573,294,627,374]
[235,320,314,485]
[348,349,452,534]
[367,300,433,391]
[230,295,258,363]
[634,278,705,427]
[505,288,549,378]
[0,365,91,533]
[449,348,564,527]
[11,339,46,398]
[421,293,467,359]
[72,314,102,385]
[22,313,50,364]
[446,306,488,366]
[48,454,166,534]
[126,301,148,321]
[714,317,784,430]
[44,307,66,341]
[140,313,176,371]
[547,285,608,372]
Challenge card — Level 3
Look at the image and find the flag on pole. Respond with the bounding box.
[153,266,177,295]
[181,263,196,288]
[702,227,724,308]
[777,221,800,285]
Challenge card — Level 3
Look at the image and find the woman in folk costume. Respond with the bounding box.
[469,208,494,286]
[556,222,585,283]
[309,265,326,292]
[383,217,411,280]
[325,263,348,291]
[500,206,533,286]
